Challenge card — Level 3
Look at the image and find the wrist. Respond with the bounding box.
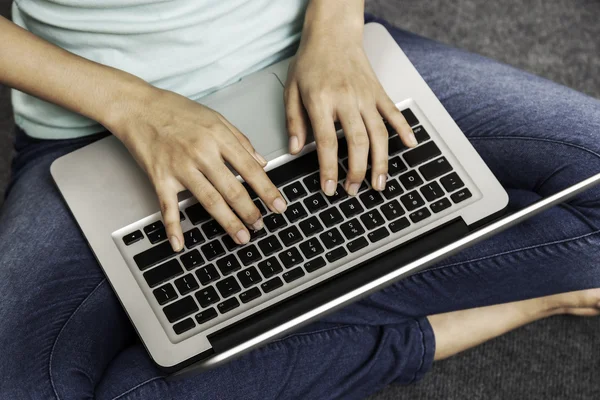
[302,0,365,44]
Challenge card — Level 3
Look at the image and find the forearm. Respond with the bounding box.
[302,0,365,42]
[0,16,149,133]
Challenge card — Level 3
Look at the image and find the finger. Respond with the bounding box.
[182,170,251,245]
[199,160,264,231]
[217,114,268,167]
[284,82,309,154]
[362,109,389,191]
[378,95,417,148]
[304,98,338,196]
[339,105,369,196]
[222,142,287,215]
[155,178,185,252]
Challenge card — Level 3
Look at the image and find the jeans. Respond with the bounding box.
[1,16,600,400]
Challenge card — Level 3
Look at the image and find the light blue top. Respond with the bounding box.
[11,0,308,139]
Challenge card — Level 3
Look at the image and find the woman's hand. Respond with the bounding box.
[106,86,287,252]
[285,0,416,197]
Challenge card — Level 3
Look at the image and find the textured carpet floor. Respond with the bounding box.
[1,0,599,399]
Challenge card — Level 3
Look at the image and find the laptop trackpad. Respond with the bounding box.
[199,73,289,161]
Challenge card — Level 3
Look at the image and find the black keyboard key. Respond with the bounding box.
[195,286,220,308]
[153,283,178,305]
[299,216,324,237]
[174,274,199,295]
[399,170,424,190]
[285,202,308,223]
[340,218,365,240]
[327,184,348,204]
[401,108,419,127]
[412,125,430,143]
[347,237,369,253]
[304,193,328,213]
[216,276,241,298]
[338,163,347,181]
[201,240,225,261]
[201,220,225,240]
[440,172,465,193]
[283,181,308,202]
[451,188,473,203]
[339,197,364,218]
[359,189,384,209]
[305,256,327,272]
[319,207,344,228]
[240,287,262,303]
[389,217,411,233]
[261,276,284,293]
[320,228,344,249]
[147,227,167,244]
[216,254,241,275]
[237,244,261,266]
[264,213,288,233]
[184,228,204,249]
[325,246,348,263]
[409,208,432,223]
[400,191,426,212]
[283,266,306,283]
[143,259,184,288]
[186,203,211,225]
[279,247,304,268]
[144,221,164,236]
[420,157,453,181]
[173,318,195,335]
[258,235,283,256]
[431,198,452,213]
[382,179,403,199]
[381,200,405,221]
[180,249,204,270]
[388,136,407,155]
[299,239,324,259]
[237,266,262,288]
[195,264,220,285]
[254,199,267,216]
[266,150,319,188]
[368,227,390,243]
[222,235,238,252]
[404,141,442,167]
[134,241,178,271]
[303,172,321,193]
[180,212,186,221]
[385,121,396,137]
[388,156,407,176]
[123,230,144,246]
[360,209,385,230]
[420,182,445,202]
[279,225,303,247]
[218,297,240,314]
[242,182,258,199]
[163,296,199,323]
[195,308,218,324]
[249,228,267,241]
[258,257,283,279]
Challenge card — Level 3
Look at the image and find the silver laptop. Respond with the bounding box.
[50,22,600,375]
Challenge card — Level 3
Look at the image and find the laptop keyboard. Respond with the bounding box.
[120,108,473,337]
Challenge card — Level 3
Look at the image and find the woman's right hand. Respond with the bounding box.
[105,85,287,252]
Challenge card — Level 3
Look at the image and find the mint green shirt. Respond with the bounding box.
[12,0,308,139]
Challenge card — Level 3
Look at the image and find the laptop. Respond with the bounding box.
[50,22,600,376]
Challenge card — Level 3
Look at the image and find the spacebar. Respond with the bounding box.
[267,150,319,188]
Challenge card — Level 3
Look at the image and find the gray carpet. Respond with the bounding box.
[1,0,599,399]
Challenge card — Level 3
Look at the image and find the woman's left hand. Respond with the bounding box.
[284,0,416,197]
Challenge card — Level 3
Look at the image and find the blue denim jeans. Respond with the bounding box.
[1,16,600,400]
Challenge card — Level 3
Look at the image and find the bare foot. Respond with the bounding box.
[428,288,600,361]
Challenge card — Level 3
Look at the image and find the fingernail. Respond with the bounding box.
[377,174,386,191]
[169,236,181,252]
[324,179,336,196]
[254,152,267,166]
[408,132,418,147]
[348,183,361,196]
[273,197,287,213]
[252,218,264,231]
[290,136,300,154]
[236,229,250,244]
